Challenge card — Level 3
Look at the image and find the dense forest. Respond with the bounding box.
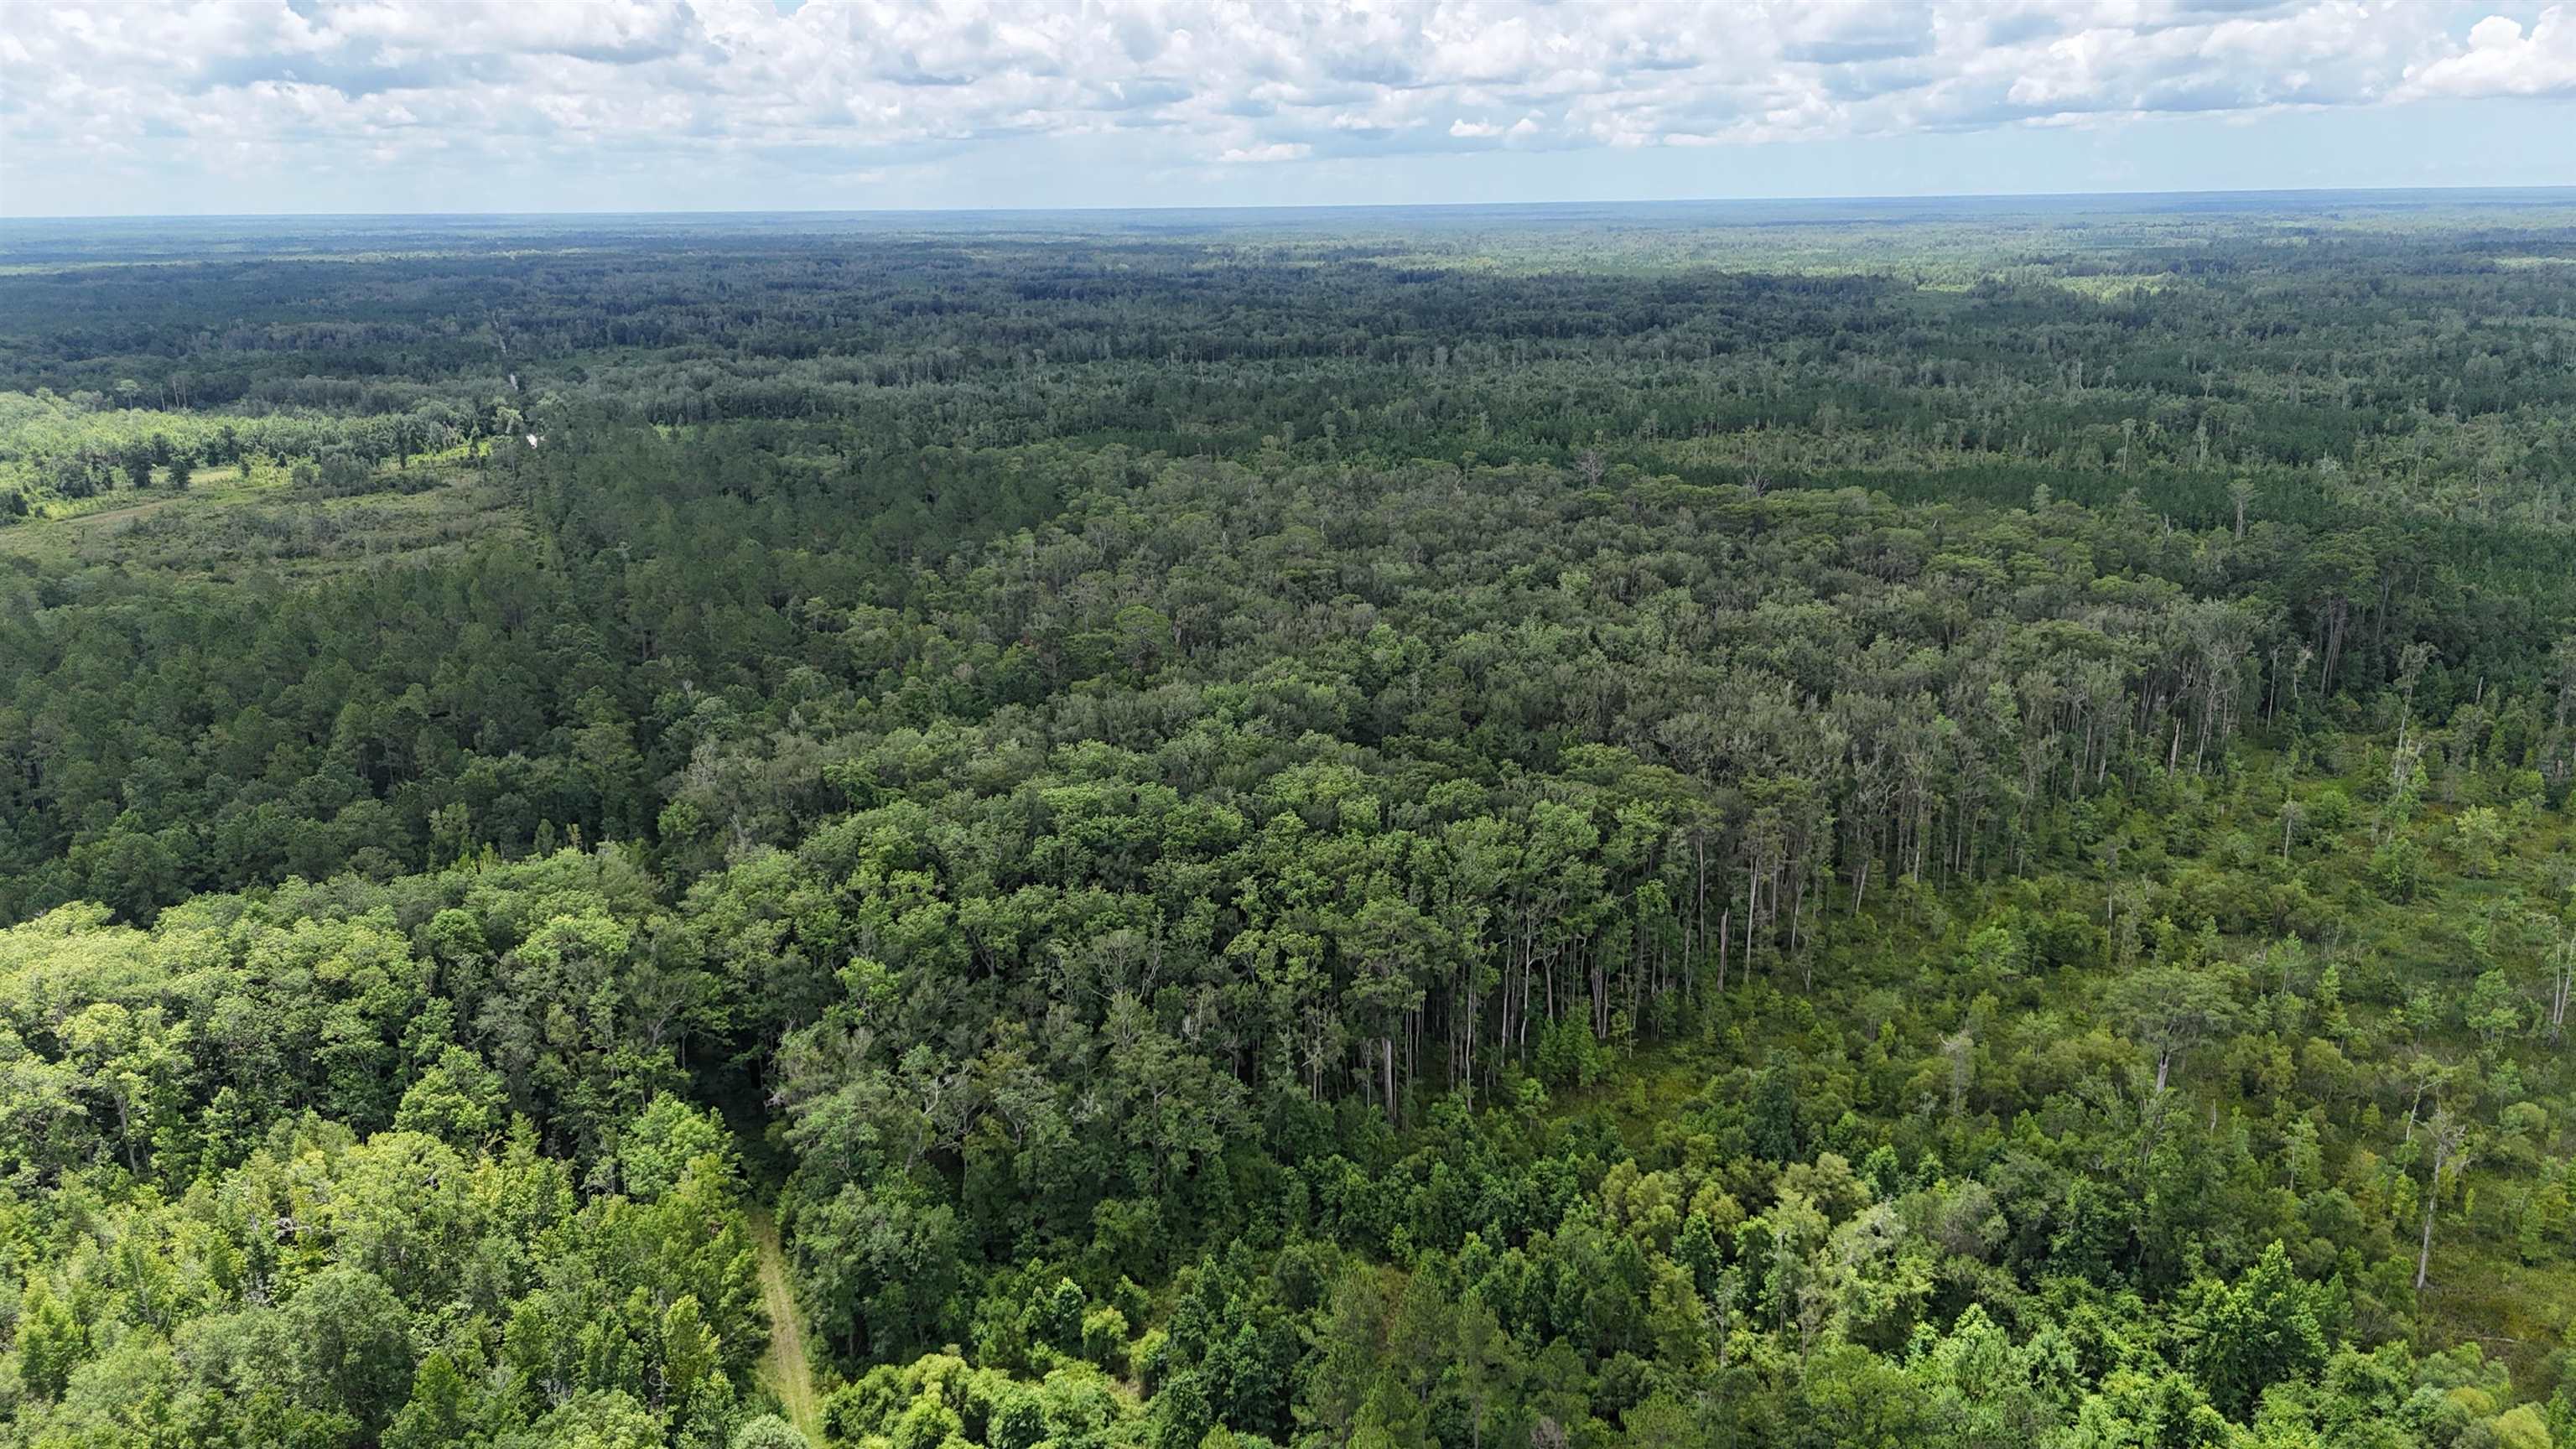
[3,194,2575,1449]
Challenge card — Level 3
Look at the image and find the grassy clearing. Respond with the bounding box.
[0,466,522,578]
[16,463,267,522]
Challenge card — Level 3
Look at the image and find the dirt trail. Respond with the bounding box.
[749,1207,823,1441]
[63,499,178,527]
[9,497,181,538]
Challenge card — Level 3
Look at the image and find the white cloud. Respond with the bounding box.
[0,0,2564,210]
[2402,6,2576,96]
[1218,142,1312,164]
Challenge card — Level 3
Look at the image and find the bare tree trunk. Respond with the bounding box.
[2416,1110,2469,1291]
[2415,1171,2440,1291]
[1383,1036,1397,1126]
[2551,937,2573,1040]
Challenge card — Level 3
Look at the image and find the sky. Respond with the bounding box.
[1,0,2572,217]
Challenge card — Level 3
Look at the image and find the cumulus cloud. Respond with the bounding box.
[0,0,2563,208]
[2402,6,2576,96]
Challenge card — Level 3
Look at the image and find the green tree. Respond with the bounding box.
[287,1266,415,1431]
[2189,1242,2326,1420]
[730,1414,809,1449]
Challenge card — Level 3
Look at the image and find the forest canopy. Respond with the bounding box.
[3,194,2575,1449]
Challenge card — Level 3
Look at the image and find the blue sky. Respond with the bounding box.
[3,0,2570,216]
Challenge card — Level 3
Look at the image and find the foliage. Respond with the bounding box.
[4,202,2576,1448]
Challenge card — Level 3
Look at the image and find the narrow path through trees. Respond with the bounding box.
[750,1207,822,1442]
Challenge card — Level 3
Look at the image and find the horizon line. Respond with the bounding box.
[7,181,2574,226]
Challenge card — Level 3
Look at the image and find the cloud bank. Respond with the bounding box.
[1,0,2568,211]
